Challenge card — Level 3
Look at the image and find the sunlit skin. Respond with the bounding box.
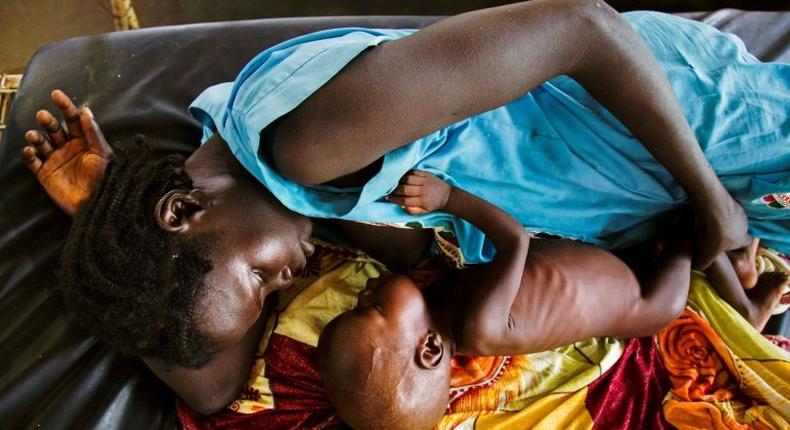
[164,174,316,344]
[319,172,788,430]
[21,0,756,414]
[22,90,435,415]
[707,238,790,330]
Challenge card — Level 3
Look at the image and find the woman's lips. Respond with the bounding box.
[291,241,314,277]
[301,240,316,258]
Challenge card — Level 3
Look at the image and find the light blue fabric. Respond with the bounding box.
[190,12,789,264]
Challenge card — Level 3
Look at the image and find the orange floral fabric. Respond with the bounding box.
[449,355,506,388]
[657,304,789,430]
[658,309,739,403]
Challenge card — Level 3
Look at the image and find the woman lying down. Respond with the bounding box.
[318,171,788,430]
[20,0,788,418]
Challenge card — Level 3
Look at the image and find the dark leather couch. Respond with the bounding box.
[0,10,787,429]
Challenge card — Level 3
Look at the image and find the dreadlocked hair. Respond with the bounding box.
[60,146,217,369]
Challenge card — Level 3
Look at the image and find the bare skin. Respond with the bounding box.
[22,91,434,414]
[320,172,694,429]
[22,91,112,216]
[706,239,789,331]
[320,172,786,429]
[391,172,788,333]
[23,0,754,414]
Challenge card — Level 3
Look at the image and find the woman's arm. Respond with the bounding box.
[387,171,529,354]
[275,0,748,266]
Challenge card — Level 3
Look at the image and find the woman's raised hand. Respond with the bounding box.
[21,89,113,216]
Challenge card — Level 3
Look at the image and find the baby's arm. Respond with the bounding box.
[387,170,529,352]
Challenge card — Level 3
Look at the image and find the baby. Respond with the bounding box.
[317,171,788,430]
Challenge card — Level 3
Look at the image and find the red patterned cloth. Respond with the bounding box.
[178,334,340,430]
[586,337,672,430]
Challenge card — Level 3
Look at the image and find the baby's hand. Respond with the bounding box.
[386,170,451,215]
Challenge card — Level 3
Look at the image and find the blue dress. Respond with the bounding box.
[190,12,789,264]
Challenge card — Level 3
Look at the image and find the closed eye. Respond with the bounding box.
[354,302,381,313]
[252,269,267,284]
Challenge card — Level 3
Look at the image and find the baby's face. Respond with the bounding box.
[319,275,450,430]
[328,274,430,350]
[354,274,427,324]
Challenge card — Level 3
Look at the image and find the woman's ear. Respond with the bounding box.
[154,189,204,232]
[416,331,444,369]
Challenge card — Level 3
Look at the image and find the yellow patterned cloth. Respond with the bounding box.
[188,244,789,430]
[658,273,790,430]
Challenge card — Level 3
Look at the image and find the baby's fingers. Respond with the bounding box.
[399,173,426,186]
[386,195,422,207]
[403,206,428,215]
[393,184,421,197]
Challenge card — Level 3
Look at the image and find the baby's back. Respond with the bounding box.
[458,238,643,354]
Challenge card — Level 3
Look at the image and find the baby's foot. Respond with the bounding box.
[744,271,789,331]
[727,238,760,289]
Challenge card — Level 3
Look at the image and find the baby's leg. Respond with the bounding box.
[726,238,760,289]
[707,251,789,331]
[746,272,789,331]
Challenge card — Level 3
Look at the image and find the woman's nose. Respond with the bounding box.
[271,266,294,290]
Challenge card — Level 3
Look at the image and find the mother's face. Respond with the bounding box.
[167,174,315,346]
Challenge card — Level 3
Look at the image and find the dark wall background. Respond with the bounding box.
[128,0,790,22]
[1,0,789,75]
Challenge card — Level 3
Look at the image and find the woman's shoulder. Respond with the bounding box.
[188,28,416,192]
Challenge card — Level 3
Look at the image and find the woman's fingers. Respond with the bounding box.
[21,145,43,174]
[51,89,84,138]
[80,108,112,156]
[35,109,69,147]
[24,130,54,160]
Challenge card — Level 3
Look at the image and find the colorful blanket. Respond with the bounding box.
[178,242,790,429]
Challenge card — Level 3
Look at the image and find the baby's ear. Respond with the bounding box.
[416,331,444,369]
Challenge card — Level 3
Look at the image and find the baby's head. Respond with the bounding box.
[318,275,451,430]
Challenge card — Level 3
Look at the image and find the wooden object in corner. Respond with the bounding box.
[0,73,22,143]
[111,0,140,31]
